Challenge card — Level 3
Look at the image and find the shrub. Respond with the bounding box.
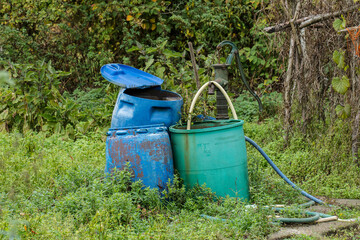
[234,91,283,122]
[0,0,280,92]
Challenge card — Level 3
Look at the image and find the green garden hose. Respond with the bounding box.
[201,205,336,224]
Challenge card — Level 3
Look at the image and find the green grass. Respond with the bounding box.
[244,118,360,199]
[0,131,279,239]
[286,226,360,240]
[328,225,360,240]
[0,116,359,239]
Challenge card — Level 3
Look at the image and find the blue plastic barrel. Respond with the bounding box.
[101,64,183,128]
[105,124,174,190]
[111,87,182,128]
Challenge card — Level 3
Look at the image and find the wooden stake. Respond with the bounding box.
[188,42,201,90]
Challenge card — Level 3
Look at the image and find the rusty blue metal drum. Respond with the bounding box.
[102,63,182,189]
[105,124,174,190]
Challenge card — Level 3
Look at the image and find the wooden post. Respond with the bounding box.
[188,42,201,90]
[284,36,295,144]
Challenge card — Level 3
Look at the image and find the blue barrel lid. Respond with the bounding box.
[101,63,164,89]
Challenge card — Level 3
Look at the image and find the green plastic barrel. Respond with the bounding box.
[169,119,249,199]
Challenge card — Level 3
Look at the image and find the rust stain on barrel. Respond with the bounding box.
[161,142,170,165]
[184,133,190,172]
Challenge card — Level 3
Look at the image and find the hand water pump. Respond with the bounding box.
[209,40,263,119]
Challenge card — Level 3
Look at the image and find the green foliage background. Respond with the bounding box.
[1,1,360,238]
[0,0,281,135]
[0,0,278,90]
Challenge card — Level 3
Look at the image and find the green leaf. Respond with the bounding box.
[0,71,13,85]
[155,67,165,79]
[163,49,182,58]
[248,55,255,62]
[344,103,351,117]
[135,41,143,50]
[0,109,9,121]
[333,18,345,31]
[159,40,168,50]
[144,58,154,71]
[196,45,203,54]
[0,122,6,132]
[54,122,62,133]
[48,100,59,108]
[335,105,344,117]
[335,104,351,119]
[333,50,345,69]
[55,71,71,78]
[41,112,56,121]
[198,68,205,75]
[69,114,78,124]
[332,76,350,94]
[145,47,157,54]
[126,46,140,52]
[47,61,55,74]
[65,124,75,138]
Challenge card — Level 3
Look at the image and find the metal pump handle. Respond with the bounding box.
[187,81,238,130]
[216,40,263,112]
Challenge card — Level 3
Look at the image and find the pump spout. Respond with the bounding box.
[209,64,230,119]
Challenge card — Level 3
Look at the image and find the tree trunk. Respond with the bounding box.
[284,36,296,144]
[297,28,310,133]
[352,110,360,164]
[349,53,360,164]
[346,0,360,163]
